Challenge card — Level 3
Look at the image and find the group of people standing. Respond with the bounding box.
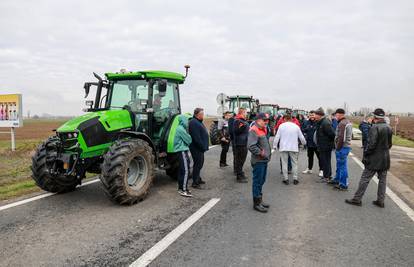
[173,105,393,212]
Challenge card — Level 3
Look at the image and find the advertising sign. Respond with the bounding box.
[0,94,23,127]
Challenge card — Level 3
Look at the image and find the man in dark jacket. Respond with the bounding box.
[359,115,373,151]
[302,111,322,175]
[314,107,336,182]
[248,113,272,212]
[233,107,249,183]
[189,108,209,188]
[346,108,393,208]
[218,111,232,167]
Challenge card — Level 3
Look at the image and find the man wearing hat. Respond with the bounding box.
[328,108,353,190]
[314,107,336,182]
[248,113,272,212]
[346,108,393,208]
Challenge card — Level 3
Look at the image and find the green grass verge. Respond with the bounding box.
[0,179,40,200]
[393,135,414,148]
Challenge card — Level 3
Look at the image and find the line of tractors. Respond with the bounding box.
[209,93,308,144]
[30,66,307,205]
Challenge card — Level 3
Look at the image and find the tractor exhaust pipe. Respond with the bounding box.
[184,65,190,78]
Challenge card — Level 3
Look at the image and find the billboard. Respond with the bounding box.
[0,94,23,127]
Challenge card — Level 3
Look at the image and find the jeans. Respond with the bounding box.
[334,147,351,187]
[190,148,204,185]
[178,151,190,191]
[280,151,299,181]
[353,169,387,202]
[234,145,248,177]
[252,162,268,198]
[220,141,230,165]
[319,150,332,178]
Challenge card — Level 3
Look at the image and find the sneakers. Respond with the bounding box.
[318,170,323,177]
[302,168,312,174]
[293,180,299,185]
[178,190,192,197]
[345,199,362,206]
[282,180,289,185]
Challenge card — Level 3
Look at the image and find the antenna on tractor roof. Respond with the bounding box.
[184,65,190,78]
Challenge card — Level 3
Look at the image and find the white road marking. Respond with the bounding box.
[350,154,414,222]
[130,198,221,267]
[0,179,100,212]
[0,145,219,212]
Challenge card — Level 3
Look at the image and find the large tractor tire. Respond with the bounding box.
[209,121,220,145]
[165,153,180,180]
[165,152,194,180]
[31,136,79,193]
[100,139,155,205]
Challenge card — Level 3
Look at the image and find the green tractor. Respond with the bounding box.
[209,94,259,145]
[257,103,279,135]
[31,66,190,205]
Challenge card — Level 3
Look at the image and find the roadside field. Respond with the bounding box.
[0,119,68,200]
[350,116,414,147]
[0,117,217,201]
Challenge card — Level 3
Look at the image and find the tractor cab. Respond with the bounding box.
[83,69,187,147]
[258,104,279,120]
[227,95,259,120]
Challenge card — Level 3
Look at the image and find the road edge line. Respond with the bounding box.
[350,153,414,222]
[129,198,221,267]
[0,179,100,212]
[0,145,219,211]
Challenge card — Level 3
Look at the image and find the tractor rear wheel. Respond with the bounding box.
[100,139,155,205]
[31,136,79,193]
[209,122,220,145]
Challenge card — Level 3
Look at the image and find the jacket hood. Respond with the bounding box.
[178,114,189,128]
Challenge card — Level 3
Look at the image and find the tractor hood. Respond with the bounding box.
[57,110,133,133]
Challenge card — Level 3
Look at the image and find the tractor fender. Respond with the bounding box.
[118,131,157,162]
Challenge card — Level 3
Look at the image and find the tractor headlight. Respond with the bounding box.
[68,133,72,138]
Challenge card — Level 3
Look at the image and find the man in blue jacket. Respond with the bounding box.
[189,108,209,189]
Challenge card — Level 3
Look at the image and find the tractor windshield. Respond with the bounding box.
[110,80,149,112]
[229,98,252,113]
[259,105,274,115]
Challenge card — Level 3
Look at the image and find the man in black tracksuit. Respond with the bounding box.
[189,108,209,189]
[314,107,336,181]
[232,108,250,183]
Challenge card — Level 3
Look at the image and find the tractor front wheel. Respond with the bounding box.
[209,122,220,145]
[100,139,155,205]
[31,136,79,193]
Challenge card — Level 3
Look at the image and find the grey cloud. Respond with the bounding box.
[0,0,413,116]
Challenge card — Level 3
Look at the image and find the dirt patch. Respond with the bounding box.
[0,119,68,141]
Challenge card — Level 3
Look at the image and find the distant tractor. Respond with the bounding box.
[293,109,308,117]
[209,94,259,145]
[31,66,191,205]
[258,103,279,135]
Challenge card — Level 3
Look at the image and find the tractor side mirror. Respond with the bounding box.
[84,83,91,98]
[85,100,93,108]
[157,80,167,97]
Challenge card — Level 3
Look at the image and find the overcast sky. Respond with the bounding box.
[0,0,413,116]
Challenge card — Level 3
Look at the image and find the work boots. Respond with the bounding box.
[259,196,270,208]
[253,197,268,213]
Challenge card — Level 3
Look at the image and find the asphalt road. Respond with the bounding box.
[1,144,414,267]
